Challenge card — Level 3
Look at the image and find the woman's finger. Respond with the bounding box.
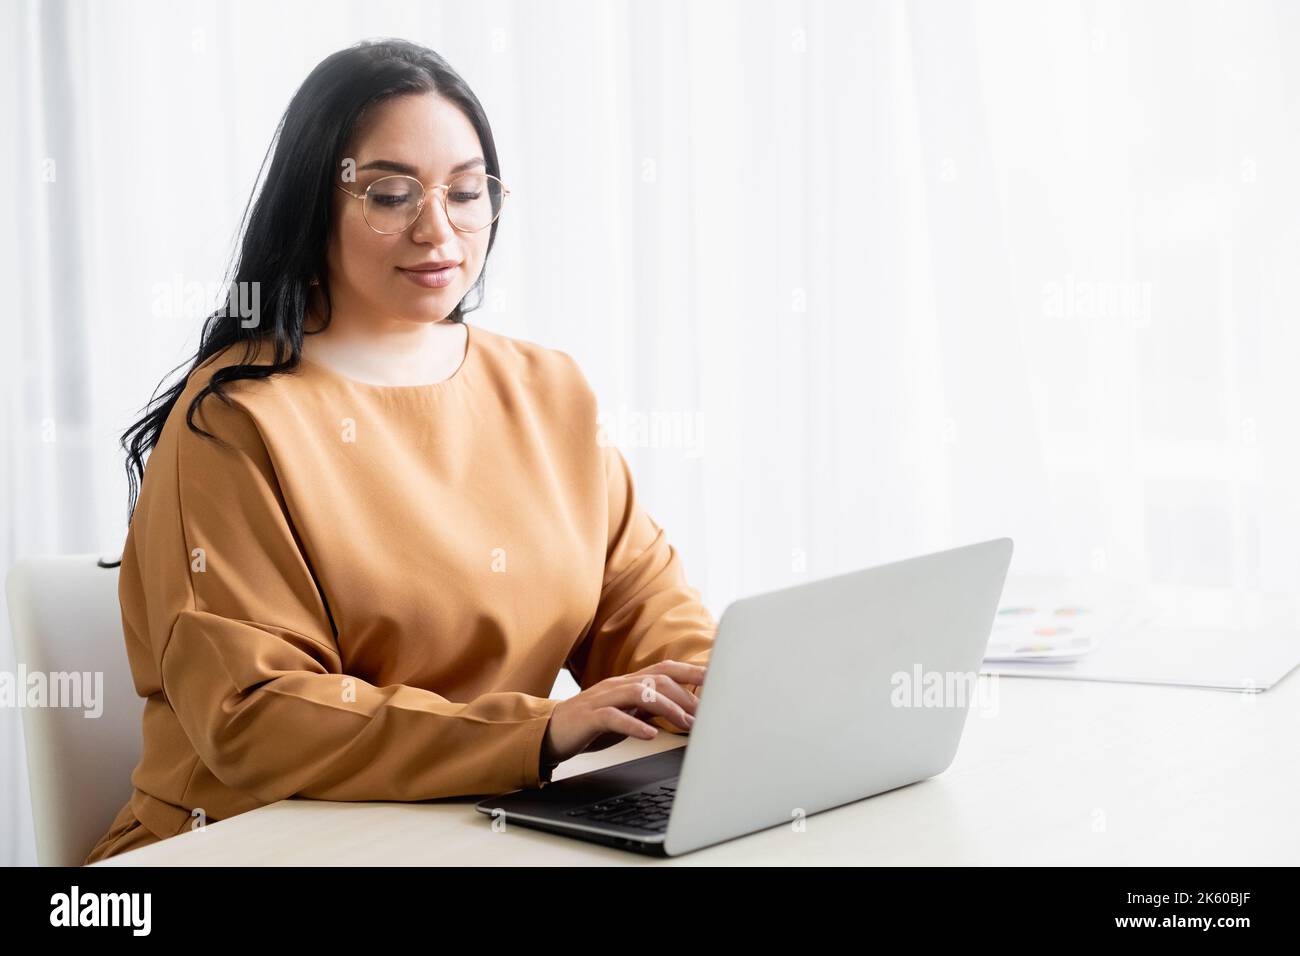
[593,705,659,740]
[635,659,707,689]
[594,679,694,731]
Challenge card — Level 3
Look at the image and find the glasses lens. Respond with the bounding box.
[445,172,505,232]
[364,176,424,233]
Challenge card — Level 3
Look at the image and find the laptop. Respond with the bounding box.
[475,537,1013,856]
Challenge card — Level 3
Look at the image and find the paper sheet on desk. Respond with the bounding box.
[982,581,1300,690]
[984,599,1131,662]
[982,626,1300,691]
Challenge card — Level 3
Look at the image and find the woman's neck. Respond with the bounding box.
[301,296,467,386]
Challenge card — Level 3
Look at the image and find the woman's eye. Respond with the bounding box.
[373,194,413,207]
[449,191,482,203]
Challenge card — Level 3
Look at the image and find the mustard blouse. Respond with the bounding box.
[85,322,715,862]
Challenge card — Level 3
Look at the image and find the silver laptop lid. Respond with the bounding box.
[665,537,1013,856]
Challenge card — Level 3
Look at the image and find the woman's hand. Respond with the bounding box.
[541,660,707,766]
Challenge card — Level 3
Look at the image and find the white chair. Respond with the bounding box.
[5,554,142,866]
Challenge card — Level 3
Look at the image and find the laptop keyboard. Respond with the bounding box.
[564,781,677,833]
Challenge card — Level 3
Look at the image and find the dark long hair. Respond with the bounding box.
[120,38,502,521]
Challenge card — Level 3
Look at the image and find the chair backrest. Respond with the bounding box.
[5,555,142,866]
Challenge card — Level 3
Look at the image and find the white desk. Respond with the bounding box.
[94,673,1299,865]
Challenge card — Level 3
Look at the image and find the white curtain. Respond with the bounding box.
[3,0,1297,865]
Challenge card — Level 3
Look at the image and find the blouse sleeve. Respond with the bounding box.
[143,391,559,805]
[565,442,717,732]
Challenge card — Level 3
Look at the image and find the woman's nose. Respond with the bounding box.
[410,191,456,243]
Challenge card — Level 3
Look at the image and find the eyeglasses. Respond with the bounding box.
[335,171,510,235]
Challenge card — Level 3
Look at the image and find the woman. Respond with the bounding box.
[85,38,712,864]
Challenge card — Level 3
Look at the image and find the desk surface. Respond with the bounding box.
[95,673,1299,865]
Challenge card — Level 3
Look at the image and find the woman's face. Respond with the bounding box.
[322,92,493,326]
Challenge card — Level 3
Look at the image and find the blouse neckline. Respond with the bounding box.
[297,321,477,393]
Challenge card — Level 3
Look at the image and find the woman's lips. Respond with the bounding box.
[397,264,458,288]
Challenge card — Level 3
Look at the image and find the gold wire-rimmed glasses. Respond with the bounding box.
[335,171,510,235]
